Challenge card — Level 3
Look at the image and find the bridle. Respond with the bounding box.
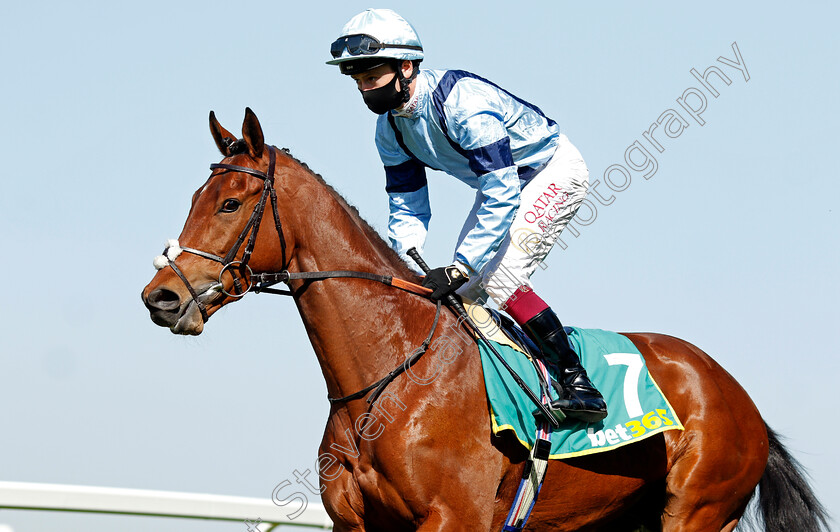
[153,144,447,405]
[154,145,287,322]
[154,144,431,321]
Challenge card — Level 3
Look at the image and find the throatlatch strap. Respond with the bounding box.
[503,358,553,531]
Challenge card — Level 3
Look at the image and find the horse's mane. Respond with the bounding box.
[277,147,421,281]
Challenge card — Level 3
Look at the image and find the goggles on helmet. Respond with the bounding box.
[330,33,422,59]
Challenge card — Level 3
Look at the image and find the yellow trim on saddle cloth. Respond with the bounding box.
[460,301,542,450]
[461,300,539,448]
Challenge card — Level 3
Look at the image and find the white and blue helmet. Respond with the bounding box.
[327,9,424,75]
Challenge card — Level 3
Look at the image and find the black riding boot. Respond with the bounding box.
[523,308,608,423]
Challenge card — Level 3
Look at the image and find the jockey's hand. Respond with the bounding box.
[422,263,469,301]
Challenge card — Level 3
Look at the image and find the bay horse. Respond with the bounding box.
[141,109,828,531]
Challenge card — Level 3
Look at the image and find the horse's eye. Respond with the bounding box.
[219,199,241,213]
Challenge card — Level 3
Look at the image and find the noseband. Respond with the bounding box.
[154,146,287,322]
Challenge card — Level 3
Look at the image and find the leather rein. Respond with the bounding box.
[156,145,442,404]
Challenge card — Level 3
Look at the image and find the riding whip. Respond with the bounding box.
[406,248,560,429]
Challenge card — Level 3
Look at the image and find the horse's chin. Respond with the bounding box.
[167,283,224,336]
[171,302,205,336]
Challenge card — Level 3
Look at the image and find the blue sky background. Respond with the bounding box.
[1,1,837,530]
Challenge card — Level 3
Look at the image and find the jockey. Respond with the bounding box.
[327,9,607,423]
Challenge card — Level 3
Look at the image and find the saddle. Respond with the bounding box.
[463,302,684,460]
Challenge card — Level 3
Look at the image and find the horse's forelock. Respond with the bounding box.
[223,137,249,155]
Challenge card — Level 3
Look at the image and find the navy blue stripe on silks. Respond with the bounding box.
[387,113,442,173]
[430,73,471,160]
[467,137,515,176]
[387,113,419,163]
[518,166,538,186]
[431,70,557,136]
[385,159,428,193]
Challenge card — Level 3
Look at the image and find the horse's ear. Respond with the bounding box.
[209,111,238,157]
[241,107,265,159]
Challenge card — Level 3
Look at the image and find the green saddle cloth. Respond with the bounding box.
[479,327,683,459]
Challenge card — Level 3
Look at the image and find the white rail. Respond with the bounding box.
[0,481,332,530]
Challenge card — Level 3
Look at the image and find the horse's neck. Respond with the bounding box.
[286,174,423,405]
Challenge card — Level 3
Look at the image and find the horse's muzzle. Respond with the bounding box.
[142,282,222,335]
[143,287,183,328]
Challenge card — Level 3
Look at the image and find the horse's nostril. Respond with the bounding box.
[146,288,181,311]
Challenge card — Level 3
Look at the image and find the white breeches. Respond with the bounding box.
[456,139,590,306]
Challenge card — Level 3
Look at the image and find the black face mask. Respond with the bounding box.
[361,74,404,115]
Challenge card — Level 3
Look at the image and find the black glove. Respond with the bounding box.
[422,264,469,301]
